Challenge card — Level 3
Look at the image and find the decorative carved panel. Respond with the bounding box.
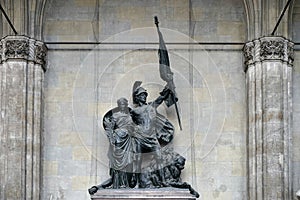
[35,43,47,67]
[260,40,284,60]
[243,36,294,71]
[4,40,29,59]
[0,36,47,70]
[243,42,254,65]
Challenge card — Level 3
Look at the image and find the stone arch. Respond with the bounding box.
[287,0,296,39]
[243,0,295,40]
[33,0,48,40]
[243,0,257,40]
[0,0,47,38]
[0,1,14,36]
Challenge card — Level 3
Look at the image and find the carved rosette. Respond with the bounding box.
[0,35,47,71]
[243,36,294,71]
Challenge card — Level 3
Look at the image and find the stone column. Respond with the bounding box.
[0,35,47,200]
[243,36,294,200]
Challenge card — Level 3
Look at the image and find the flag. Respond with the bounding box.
[154,16,182,130]
[155,16,178,107]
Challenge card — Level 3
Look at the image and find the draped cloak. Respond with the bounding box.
[102,104,174,188]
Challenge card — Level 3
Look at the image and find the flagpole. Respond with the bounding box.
[173,94,182,130]
[154,16,182,130]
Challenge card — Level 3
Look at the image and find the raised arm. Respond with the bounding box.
[153,87,171,108]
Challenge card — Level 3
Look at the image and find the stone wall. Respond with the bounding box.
[43,0,245,42]
[42,0,244,199]
[0,0,299,200]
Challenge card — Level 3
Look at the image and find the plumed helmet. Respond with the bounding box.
[135,87,147,96]
[132,81,148,104]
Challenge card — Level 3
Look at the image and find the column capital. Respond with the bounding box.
[0,35,47,71]
[243,36,294,69]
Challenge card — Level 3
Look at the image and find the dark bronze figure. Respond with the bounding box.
[88,84,198,197]
[130,83,174,186]
[139,147,199,198]
[88,17,198,198]
[89,98,136,194]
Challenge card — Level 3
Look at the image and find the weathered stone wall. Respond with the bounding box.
[42,0,246,199]
[0,0,299,200]
[43,0,245,42]
[43,48,246,200]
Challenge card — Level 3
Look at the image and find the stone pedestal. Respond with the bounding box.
[243,36,294,199]
[0,35,47,200]
[90,188,196,200]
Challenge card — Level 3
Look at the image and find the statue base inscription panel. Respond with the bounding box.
[90,188,196,200]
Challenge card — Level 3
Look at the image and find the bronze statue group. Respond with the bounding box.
[88,82,199,198]
[89,16,198,198]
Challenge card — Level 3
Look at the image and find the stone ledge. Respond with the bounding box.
[90,188,197,200]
